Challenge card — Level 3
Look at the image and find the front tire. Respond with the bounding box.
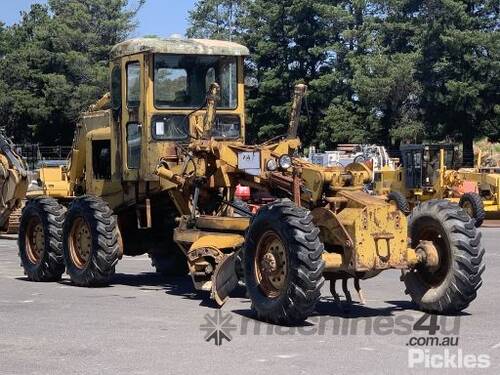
[244,199,324,325]
[459,192,485,227]
[404,200,485,313]
[18,197,66,281]
[63,196,120,286]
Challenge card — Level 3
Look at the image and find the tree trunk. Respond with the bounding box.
[462,126,474,167]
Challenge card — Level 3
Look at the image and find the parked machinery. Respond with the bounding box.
[458,172,500,222]
[18,38,485,324]
[309,144,395,194]
[0,133,28,233]
[373,143,487,226]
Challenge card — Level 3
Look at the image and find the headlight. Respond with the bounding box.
[266,158,278,171]
[279,154,292,169]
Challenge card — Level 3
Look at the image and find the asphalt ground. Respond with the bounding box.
[0,227,499,375]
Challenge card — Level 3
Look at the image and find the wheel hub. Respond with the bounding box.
[261,253,278,273]
[255,231,288,298]
[416,240,440,272]
[412,225,450,286]
[26,216,45,264]
[69,217,92,269]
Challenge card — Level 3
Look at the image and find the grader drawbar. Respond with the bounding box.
[18,37,484,325]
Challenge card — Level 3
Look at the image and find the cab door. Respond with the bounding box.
[121,54,145,181]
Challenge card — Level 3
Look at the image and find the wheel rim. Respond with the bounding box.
[25,216,45,264]
[413,222,451,287]
[69,217,92,269]
[254,231,288,298]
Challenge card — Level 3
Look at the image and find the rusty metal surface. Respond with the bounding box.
[110,37,250,59]
[311,207,352,250]
[212,252,238,305]
[195,216,250,232]
[336,205,409,272]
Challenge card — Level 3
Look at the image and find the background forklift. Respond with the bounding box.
[374,144,485,226]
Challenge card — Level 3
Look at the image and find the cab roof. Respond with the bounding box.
[110,37,250,60]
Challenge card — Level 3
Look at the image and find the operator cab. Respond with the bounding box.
[108,37,249,182]
[400,144,460,189]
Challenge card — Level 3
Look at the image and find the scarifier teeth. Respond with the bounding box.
[329,279,341,307]
[357,289,366,304]
[331,278,367,306]
[342,279,353,305]
[354,278,365,304]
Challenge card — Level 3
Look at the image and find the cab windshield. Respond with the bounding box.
[154,54,237,109]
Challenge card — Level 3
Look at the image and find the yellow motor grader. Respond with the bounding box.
[18,37,484,324]
[374,144,486,227]
[457,149,500,221]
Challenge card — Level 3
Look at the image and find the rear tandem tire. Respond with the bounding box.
[18,197,66,281]
[459,192,485,228]
[149,245,188,277]
[63,196,120,286]
[387,191,411,216]
[244,199,324,325]
[403,200,485,313]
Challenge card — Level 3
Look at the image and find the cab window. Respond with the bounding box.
[151,115,188,140]
[111,65,121,111]
[154,54,237,109]
[92,140,111,179]
[127,123,141,169]
[127,62,140,108]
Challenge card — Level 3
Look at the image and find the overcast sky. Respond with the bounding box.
[1,0,197,37]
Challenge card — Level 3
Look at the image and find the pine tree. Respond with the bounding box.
[242,0,341,144]
[188,0,499,154]
[187,0,245,41]
[0,22,9,57]
[417,0,499,165]
[0,0,144,144]
[346,0,424,146]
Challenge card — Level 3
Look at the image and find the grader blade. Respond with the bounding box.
[212,252,239,306]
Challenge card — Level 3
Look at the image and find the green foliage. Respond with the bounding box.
[319,100,367,147]
[417,0,499,164]
[1,0,497,151]
[242,0,343,144]
[0,0,143,144]
[189,0,499,152]
[187,0,244,40]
